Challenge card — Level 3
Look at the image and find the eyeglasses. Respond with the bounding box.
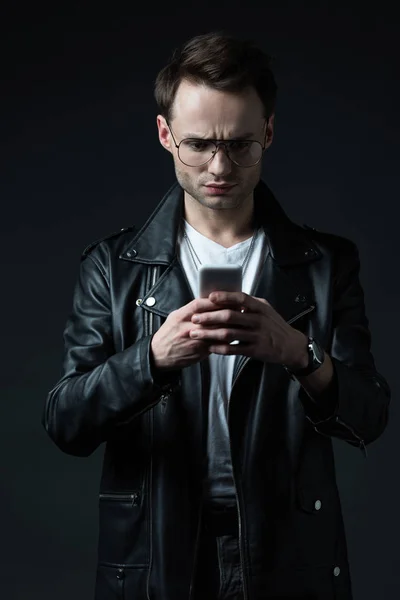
[166,120,269,168]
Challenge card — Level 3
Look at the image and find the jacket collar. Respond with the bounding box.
[119,180,321,267]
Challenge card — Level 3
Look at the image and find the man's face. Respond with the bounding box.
[157,80,274,212]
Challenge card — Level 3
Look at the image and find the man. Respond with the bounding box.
[43,31,390,600]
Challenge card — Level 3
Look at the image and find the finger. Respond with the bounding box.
[191,308,253,327]
[180,297,222,320]
[189,327,255,343]
[253,296,271,308]
[188,300,241,318]
[188,322,221,333]
[208,292,266,314]
[208,342,253,356]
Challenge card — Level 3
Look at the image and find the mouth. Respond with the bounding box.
[204,184,237,194]
[205,183,236,188]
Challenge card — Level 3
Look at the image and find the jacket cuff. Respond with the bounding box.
[298,357,390,456]
[298,364,339,423]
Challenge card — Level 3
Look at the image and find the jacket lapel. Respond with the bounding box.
[231,242,317,387]
[140,257,195,318]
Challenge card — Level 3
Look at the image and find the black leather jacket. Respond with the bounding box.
[43,180,390,600]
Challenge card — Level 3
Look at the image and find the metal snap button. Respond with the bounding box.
[314,500,322,511]
[145,297,156,307]
[136,299,143,306]
[126,249,137,258]
[333,566,341,577]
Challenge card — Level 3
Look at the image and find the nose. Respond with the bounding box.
[207,144,233,177]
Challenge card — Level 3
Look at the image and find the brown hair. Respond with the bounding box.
[154,31,277,122]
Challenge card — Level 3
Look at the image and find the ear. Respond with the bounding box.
[265,113,275,148]
[157,115,173,153]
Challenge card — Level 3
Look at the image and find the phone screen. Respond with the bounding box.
[198,265,242,298]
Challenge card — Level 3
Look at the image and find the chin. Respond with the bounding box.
[203,197,242,210]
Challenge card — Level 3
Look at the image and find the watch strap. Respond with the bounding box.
[285,336,325,377]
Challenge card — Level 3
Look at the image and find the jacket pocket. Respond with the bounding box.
[99,492,140,506]
[98,491,149,567]
[294,485,343,568]
[94,565,148,600]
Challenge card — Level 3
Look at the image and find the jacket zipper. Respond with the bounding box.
[189,249,267,597]
[334,416,368,458]
[231,304,316,390]
[126,270,172,419]
[116,566,125,599]
[188,511,202,599]
[99,492,140,506]
[227,392,249,600]
[147,265,172,416]
[146,265,158,600]
[146,416,154,600]
[160,391,170,414]
[148,266,158,337]
[188,359,209,599]
[287,304,316,326]
[308,415,367,458]
[228,303,316,599]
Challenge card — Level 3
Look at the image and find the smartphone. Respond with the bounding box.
[198,264,242,298]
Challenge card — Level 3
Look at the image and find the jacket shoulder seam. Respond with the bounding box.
[81,226,135,261]
[302,223,357,251]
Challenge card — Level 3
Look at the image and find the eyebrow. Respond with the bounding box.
[182,132,255,140]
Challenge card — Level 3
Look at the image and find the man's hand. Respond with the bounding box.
[151,297,228,371]
[188,291,309,368]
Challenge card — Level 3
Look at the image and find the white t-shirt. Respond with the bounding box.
[178,219,268,508]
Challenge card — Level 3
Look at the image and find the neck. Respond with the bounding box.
[183,191,255,248]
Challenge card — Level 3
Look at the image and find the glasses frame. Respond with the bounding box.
[166,119,269,168]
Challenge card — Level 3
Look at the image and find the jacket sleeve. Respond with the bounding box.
[42,252,177,457]
[298,239,391,455]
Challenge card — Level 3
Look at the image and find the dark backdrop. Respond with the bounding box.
[1,2,398,599]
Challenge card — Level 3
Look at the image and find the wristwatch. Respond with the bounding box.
[286,336,325,378]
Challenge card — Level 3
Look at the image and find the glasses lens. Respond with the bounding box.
[179,140,263,167]
[229,141,263,167]
[179,140,216,166]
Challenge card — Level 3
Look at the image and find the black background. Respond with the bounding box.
[1,1,398,598]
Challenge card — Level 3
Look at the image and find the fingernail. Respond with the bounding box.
[192,315,200,323]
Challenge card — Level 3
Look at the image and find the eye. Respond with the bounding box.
[229,141,252,152]
[184,140,212,152]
